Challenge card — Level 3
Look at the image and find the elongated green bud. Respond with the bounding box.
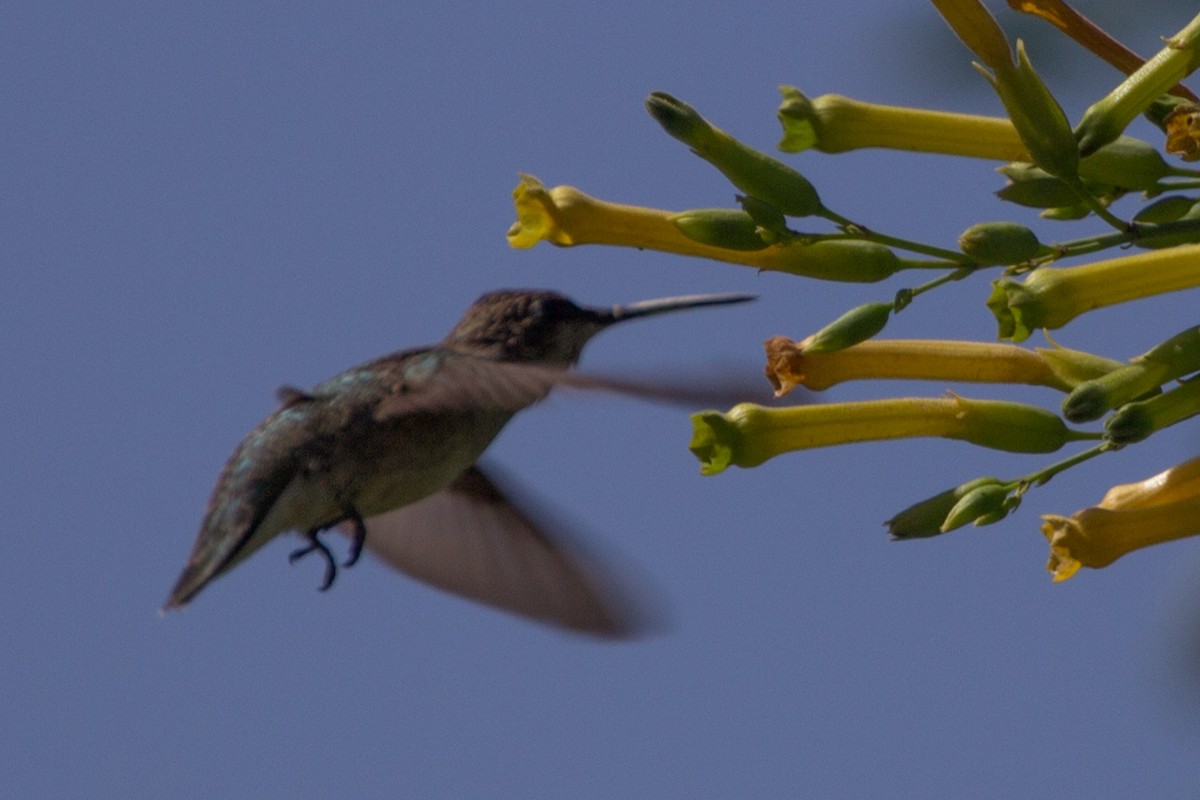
[1040,202,1098,221]
[1076,136,1174,190]
[1142,325,1200,373]
[1061,363,1167,423]
[958,221,1043,265]
[670,209,770,251]
[737,195,789,242]
[886,477,1006,539]
[762,240,903,283]
[1133,195,1198,224]
[1106,375,1200,445]
[995,165,1091,209]
[941,483,1016,532]
[1070,324,1200,421]
[802,302,892,354]
[646,92,824,217]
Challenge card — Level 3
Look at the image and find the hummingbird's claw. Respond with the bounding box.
[342,510,367,568]
[289,529,338,591]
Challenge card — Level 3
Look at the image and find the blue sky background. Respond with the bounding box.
[5,2,1200,797]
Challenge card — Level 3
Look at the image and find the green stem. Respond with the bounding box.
[1066,176,1131,231]
[819,208,973,263]
[1019,441,1116,491]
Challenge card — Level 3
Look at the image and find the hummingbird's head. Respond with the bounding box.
[442,290,609,364]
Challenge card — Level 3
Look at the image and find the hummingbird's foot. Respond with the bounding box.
[289,529,338,591]
[342,509,367,568]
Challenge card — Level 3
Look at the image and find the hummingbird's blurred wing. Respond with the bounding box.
[370,351,771,421]
[341,465,652,638]
[370,353,565,419]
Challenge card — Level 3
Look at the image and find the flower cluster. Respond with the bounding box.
[511,0,1200,579]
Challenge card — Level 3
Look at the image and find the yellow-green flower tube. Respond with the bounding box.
[987,243,1200,342]
[1074,12,1200,155]
[1097,453,1200,510]
[508,175,919,281]
[1105,375,1200,444]
[762,337,1102,394]
[689,394,1078,475]
[1041,455,1200,580]
[776,87,1029,160]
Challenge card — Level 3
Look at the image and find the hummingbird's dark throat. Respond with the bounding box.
[287,510,367,592]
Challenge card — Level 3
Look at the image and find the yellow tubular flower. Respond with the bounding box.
[508,175,924,281]
[763,337,1079,394]
[987,244,1200,342]
[507,174,730,255]
[1098,454,1200,509]
[776,87,1030,160]
[689,394,1078,475]
[1041,455,1200,580]
[1074,12,1200,155]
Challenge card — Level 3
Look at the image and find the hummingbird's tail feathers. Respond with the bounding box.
[162,432,301,612]
[343,465,664,638]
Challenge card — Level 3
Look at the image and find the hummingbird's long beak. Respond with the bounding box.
[606,292,756,323]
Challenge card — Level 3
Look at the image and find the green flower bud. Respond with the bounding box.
[762,240,902,283]
[1039,202,1099,221]
[941,483,1016,532]
[1142,325,1200,375]
[1062,362,1170,423]
[737,195,790,242]
[670,209,770,251]
[1077,136,1173,190]
[1068,326,1200,422]
[1106,375,1200,445]
[646,92,824,217]
[958,221,1043,265]
[886,477,1005,539]
[1133,195,1198,224]
[995,165,1090,209]
[1135,202,1200,249]
[802,302,892,354]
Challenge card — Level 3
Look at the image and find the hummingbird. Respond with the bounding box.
[163,289,754,636]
